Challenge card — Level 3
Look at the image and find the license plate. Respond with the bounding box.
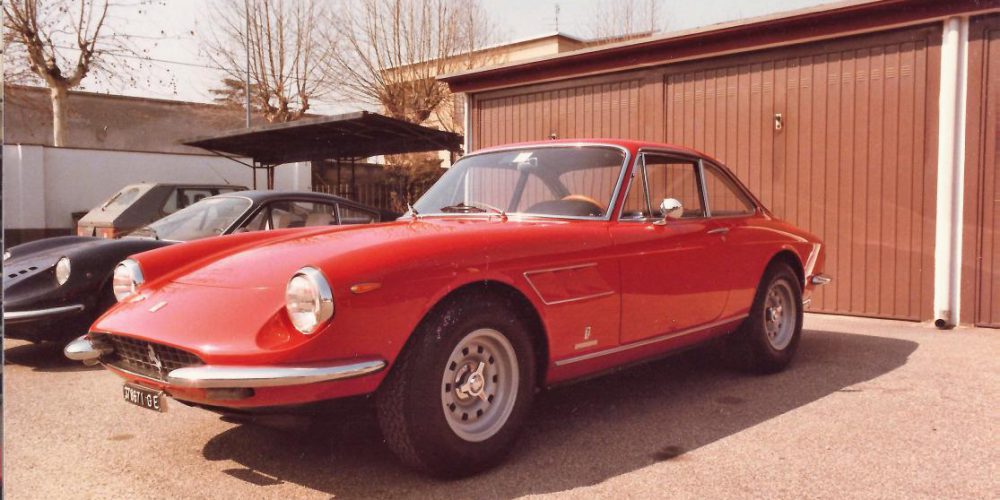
[122,383,167,412]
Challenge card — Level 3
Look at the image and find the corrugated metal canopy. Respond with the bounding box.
[183,111,463,165]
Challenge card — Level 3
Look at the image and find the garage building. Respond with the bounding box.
[440,0,1000,328]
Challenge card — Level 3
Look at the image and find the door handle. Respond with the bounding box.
[707,227,730,235]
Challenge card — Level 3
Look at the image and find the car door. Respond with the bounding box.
[611,152,731,344]
[700,161,765,318]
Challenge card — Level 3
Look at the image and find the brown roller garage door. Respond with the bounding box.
[963,14,1000,328]
[470,26,941,321]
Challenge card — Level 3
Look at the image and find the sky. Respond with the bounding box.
[29,0,840,114]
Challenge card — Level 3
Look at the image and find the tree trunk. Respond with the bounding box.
[50,85,69,147]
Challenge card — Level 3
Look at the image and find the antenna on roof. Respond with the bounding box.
[554,4,560,32]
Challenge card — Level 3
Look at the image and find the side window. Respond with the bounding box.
[243,207,270,231]
[703,164,755,216]
[339,205,378,224]
[644,155,705,218]
[621,163,649,220]
[163,188,215,215]
[267,201,338,228]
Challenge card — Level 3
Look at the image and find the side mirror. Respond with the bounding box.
[657,198,684,222]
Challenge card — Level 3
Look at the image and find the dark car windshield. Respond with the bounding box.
[413,146,627,219]
[136,196,252,241]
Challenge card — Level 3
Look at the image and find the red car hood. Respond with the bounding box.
[169,218,494,289]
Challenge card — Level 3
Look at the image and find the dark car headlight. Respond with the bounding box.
[55,257,72,286]
[285,266,334,334]
[112,259,145,302]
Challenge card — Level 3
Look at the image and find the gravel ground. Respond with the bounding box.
[2,314,998,499]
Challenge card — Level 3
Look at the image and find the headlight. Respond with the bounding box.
[55,257,72,285]
[112,259,145,302]
[3,251,10,262]
[285,266,334,334]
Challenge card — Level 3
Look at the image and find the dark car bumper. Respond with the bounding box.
[4,304,86,325]
[3,303,92,342]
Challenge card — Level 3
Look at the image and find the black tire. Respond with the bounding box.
[728,262,803,374]
[375,292,536,478]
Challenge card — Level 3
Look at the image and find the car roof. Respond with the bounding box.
[217,190,356,204]
[213,190,399,218]
[472,139,720,163]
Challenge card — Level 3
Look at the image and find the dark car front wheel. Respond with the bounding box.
[375,293,536,478]
[729,262,803,373]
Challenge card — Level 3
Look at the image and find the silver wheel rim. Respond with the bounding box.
[441,328,519,442]
[763,279,796,350]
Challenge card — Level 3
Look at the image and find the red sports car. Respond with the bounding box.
[66,139,829,477]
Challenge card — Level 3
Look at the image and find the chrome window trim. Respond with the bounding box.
[617,150,709,222]
[418,143,632,222]
[554,314,749,366]
[698,158,712,217]
[699,160,760,217]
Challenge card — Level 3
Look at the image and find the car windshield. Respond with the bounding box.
[135,196,252,241]
[413,146,627,219]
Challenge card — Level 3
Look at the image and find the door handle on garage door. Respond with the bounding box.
[707,227,730,235]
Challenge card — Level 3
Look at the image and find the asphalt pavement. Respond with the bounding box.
[2,314,997,499]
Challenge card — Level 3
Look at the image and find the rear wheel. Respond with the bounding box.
[729,263,803,373]
[375,293,536,478]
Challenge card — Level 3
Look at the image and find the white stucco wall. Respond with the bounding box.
[3,144,311,231]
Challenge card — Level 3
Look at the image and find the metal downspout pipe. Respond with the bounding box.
[933,16,969,329]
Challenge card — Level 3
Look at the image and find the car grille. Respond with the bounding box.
[98,334,204,382]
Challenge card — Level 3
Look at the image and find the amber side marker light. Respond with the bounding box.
[350,283,382,294]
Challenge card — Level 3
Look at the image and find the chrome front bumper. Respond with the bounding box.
[64,335,386,387]
[5,304,85,324]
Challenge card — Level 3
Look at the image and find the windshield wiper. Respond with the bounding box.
[439,202,506,218]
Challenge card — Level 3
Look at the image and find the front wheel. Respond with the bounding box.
[729,263,803,373]
[375,294,536,478]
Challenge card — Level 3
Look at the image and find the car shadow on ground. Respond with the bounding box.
[201,330,918,498]
[3,340,103,373]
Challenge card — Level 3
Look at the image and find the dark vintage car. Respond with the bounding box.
[4,190,395,343]
[67,139,829,477]
[76,182,248,239]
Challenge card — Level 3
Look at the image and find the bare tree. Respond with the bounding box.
[327,0,498,126]
[4,0,114,146]
[585,0,663,41]
[207,0,335,123]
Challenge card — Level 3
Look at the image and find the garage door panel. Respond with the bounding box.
[964,14,1000,328]
[472,26,941,321]
[661,27,939,320]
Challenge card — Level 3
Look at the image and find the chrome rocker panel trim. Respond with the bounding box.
[5,304,85,323]
[166,361,387,389]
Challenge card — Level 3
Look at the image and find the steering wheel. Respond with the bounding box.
[561,195,603,213]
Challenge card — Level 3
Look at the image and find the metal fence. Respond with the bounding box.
[313,183,404,213]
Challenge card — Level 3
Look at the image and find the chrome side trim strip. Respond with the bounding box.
[554,315,748,367]
[166,360,387,389]
[6,304,85,322]
[523,262,615,306]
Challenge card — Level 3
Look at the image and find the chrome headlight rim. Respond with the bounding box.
[112,259,145,302]
[55,256,72,286]
[285,266,334,335]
